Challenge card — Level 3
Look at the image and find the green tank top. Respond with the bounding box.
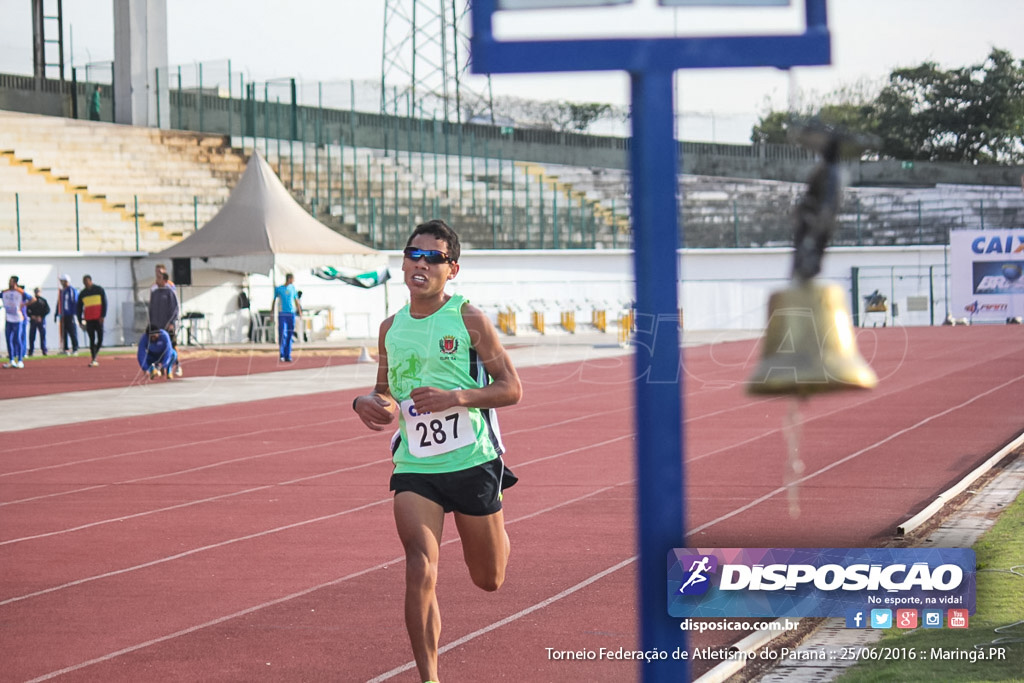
[386,294,505,474]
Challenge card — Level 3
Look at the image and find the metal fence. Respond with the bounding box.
[4,161,1024,253]
[3,61,1024,252]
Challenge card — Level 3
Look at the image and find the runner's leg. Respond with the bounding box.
[394,491,445,683]
[454,510,510,592]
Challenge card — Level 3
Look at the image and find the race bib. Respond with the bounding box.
[400,399,474,458]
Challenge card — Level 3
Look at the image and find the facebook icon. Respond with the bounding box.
[845,608,867,629]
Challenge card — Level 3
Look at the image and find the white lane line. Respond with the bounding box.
[0,455,393,546]
[366,556,638,683]
[24,484,629,682]
[18,365,1023,680]
[686,373,1024,537]
[1,497,393,608]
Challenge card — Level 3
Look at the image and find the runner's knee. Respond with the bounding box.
[468,561,505,592]
[405,552,439,590]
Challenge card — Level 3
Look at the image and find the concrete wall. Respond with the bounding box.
[0,251,142,348]
[0,245,949,355]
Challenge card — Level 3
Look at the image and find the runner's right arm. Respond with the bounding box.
[353,316,397,431]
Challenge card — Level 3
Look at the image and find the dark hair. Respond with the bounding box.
[406,219,460,262]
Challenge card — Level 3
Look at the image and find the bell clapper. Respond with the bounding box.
[782,398,806,519]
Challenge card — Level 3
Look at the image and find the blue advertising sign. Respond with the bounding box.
[951,230,1024,321]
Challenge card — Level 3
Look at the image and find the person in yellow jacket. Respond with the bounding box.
[353,220,522,683]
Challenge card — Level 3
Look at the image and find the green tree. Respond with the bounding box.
[490,96,623,133]
[752,104,878,147]
[562,103,614,132]
[875,48,1024,162]
[534,101,614,133]
[751,48,1024,164]
[751,110,790,145]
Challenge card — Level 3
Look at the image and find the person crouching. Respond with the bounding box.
[138,325,178,380]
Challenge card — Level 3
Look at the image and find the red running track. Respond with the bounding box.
[0,350,359,400]
[1,326,1022,682]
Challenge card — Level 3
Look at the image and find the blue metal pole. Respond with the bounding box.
[630,69,685,682]
[466,6,832,681]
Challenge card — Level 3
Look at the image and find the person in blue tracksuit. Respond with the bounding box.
[137,327,178,380]
[271,273,302,362]
[56,274,80,355]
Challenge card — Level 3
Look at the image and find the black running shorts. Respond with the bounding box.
[390,458,518,516]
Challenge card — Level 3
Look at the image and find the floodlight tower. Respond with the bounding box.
[31,0,66,80]
[381,0,493,123]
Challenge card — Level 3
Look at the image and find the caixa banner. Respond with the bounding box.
[950,230,1024,322]
[667,548,975,618]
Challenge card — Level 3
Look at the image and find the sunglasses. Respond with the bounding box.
[403,247,452,265]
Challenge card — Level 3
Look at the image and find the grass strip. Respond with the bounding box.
[838,488,1024,682]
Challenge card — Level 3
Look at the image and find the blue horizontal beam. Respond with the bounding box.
[471,31,830,74]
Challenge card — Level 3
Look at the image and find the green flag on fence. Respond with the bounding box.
[312,266,391,289]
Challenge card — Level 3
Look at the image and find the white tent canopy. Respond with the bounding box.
[154,152,382,276]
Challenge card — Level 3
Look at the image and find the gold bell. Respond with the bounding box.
[747,281,878,396]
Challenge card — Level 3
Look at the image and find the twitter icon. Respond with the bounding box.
[870,609,892,628]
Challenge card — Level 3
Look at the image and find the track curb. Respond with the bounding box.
[695,429,1024,683]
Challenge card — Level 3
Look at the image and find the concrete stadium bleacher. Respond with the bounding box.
[3,107,1022,256]
[251,137,627,250]
[250,136,1024,251]
[0,155,136,252]
[0,110,246,252]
